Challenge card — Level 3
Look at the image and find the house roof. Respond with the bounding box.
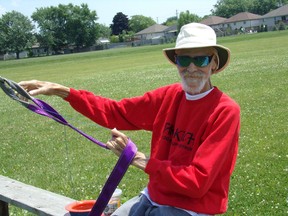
[262,4,288,18]
[135,5,288,37]
[164,24,177,33]
[135,24,168,35]
[200,16,227,25]
[224,12,262,23]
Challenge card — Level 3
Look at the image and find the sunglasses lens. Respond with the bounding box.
[176,56,191,67]
[194,56,210,67]
[176,56,211,67]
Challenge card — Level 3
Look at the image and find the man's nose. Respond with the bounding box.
[186,62,198,71]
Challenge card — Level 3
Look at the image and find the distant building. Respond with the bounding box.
[262,4,288,31]
[163,25,178,41]
[135,24,170,40]
[135,24,177,45]
[200,16,227,36]
[200,5,288,35]
[223,12,263,34]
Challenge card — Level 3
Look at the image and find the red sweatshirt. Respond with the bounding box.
[65,83,240,214]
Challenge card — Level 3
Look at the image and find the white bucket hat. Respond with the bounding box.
[163,23,230,73]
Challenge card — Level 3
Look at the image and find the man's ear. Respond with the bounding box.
[212,54,219,72]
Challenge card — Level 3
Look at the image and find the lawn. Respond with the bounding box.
[0,30,287,215]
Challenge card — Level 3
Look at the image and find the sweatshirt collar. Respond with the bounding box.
[185,87,214,101]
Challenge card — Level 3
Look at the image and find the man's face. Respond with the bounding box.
[175,47,218,95]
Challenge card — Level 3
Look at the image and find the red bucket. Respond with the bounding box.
[65,200,104,216]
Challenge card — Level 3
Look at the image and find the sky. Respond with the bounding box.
[0,0,218,25]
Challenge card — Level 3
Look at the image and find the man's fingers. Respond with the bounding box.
[107,128,130,158]
[106,140,121,156]
[111,128,128,145]
[18,80,54,96]
[19,80,42,96]
[19,80,38,90]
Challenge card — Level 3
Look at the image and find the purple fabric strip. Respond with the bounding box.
[0,75,137,216]
[28,98,108,149]
[27,97,137,215]
[89,139,137,216]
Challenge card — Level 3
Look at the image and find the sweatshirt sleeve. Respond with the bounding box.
[145,104,240,198]
[64,88,163,131]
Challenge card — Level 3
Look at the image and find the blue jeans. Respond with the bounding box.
[112,194,191,216]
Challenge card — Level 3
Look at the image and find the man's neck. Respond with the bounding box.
[185,87,214,101]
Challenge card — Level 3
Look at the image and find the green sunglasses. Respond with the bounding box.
[175,55,213,68]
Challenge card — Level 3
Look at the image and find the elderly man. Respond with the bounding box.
[20,23,240,216]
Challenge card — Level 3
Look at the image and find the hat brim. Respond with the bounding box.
[163,45,230,73]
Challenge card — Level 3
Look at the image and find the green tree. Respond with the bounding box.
[250,0,288,15]
[119,30,135,42]
[32,3,98,53]
[129,15,156,33]
[177,11,201,31]
[110,12,129,36]
[211,0,252,18]
[0,11,35,59]
[32,6,69,52]
[278,20,286,30]
[163,16,178,26]
[211,0,288,17]
[109,35,119,43]
[97,23,111,39]
[65,4,98,50]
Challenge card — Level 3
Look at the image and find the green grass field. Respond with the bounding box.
[1,30,287,215]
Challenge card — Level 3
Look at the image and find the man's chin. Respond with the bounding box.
[182,85,202,95]
[181,81,205,95]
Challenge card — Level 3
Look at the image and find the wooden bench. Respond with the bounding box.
[0,175,76,216]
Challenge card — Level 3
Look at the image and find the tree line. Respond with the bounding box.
[211,0,287,18]
[0,0,287,59]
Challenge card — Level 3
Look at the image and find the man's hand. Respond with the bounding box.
[19,80,70,98]
[107,128,149,171]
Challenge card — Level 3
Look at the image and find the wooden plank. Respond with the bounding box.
[0,200,9,216]
[0,175,75,216]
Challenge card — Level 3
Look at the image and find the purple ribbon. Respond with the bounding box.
[0,76,138,215]
[89,139,137,216]
[29,98,138,215]
[28,98,109,149]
